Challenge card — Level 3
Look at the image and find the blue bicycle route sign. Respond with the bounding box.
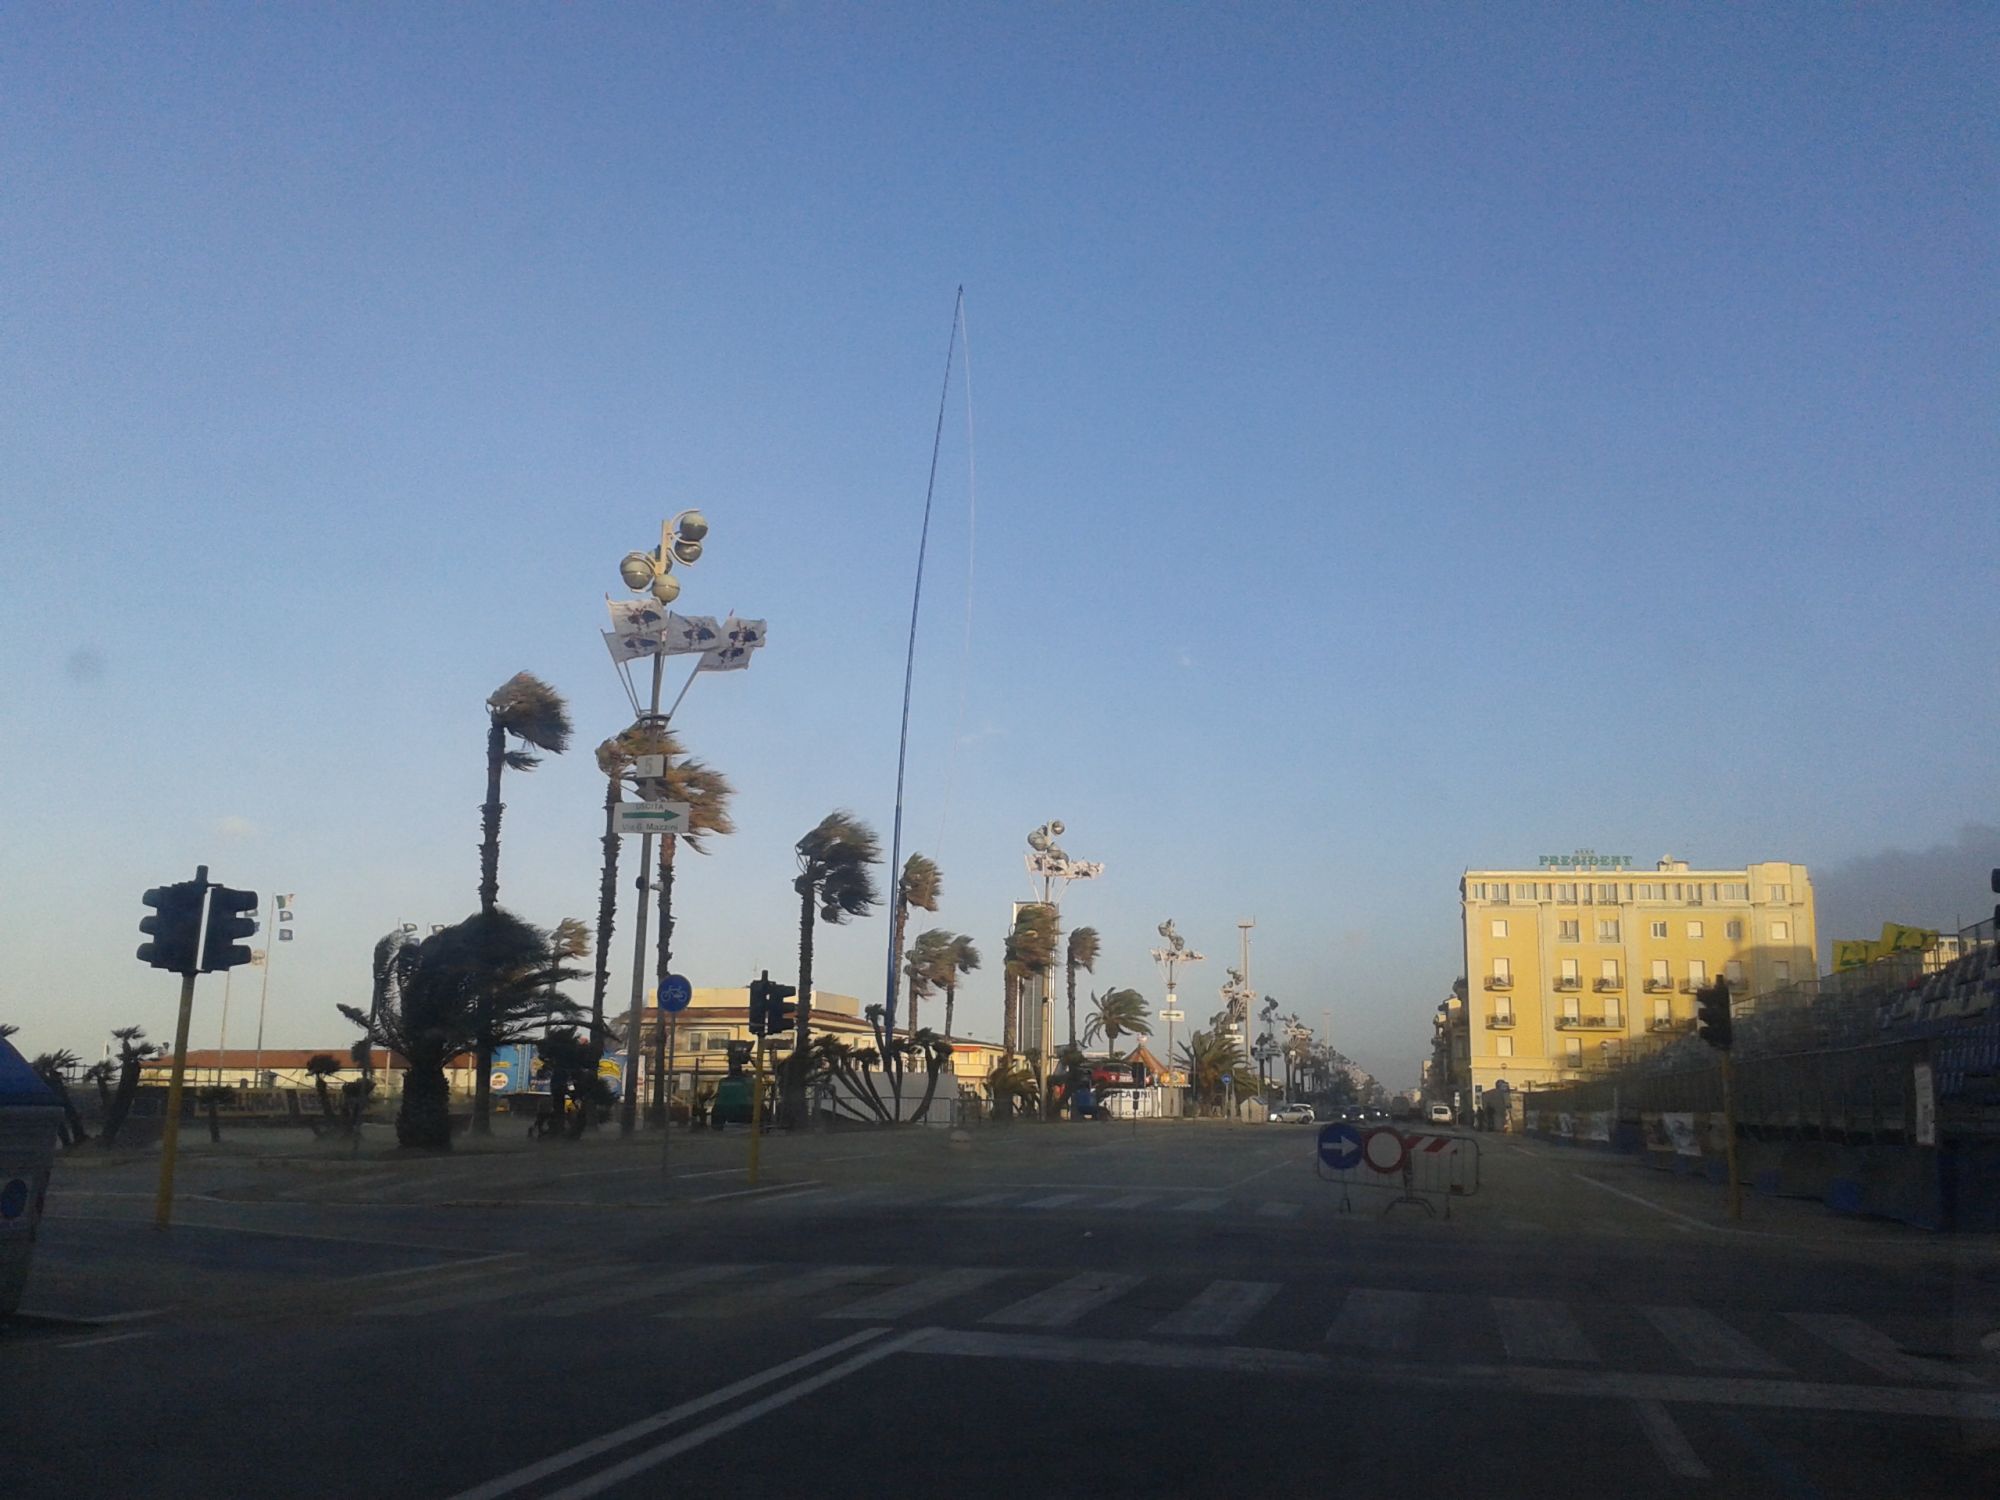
[661,975,693,1012]
[1317,1122,1364,1172]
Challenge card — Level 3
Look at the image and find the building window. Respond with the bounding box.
[1495,1036,1514,1058]
[1515,883,1539,901]
[1725,920,1743,941]
[1491,885,1509,904]
[1597,919,1620,942]
[1767,884,1790,903]
[1561,957,1579,980]
[1490,919,1508,938]
[1723,883,1749,901]
[1596,883,1618,904]
[1686,921,1704,939]
[1491,957,1511,980]
[1725,960,1744,986]
[1556,883,1578,903]
[1650,921,1668,939]
[1600,959,1620,982]
[1468,883,1485,900]
[1652,996,1670,1022]
[1565,1039,1583,1066]
[1563,994,1580,1020]
[1636,883,1655,901]
[1686,885,1703,906]
[1669,883,1683,901]
[1688,959,1707,985]
[1773,961,1791,983]
[1770,920,1790,942]
[1558,920,1579,942]
[1651,958,1670,982]
[1493,995,1513,1021]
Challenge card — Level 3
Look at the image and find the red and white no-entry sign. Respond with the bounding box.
[1361,1128,1407,1174]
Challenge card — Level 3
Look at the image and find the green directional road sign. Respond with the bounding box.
[613,801,693,836]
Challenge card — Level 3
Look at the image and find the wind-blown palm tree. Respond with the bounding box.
[924,932,981,1038]
[99,1027,158,1147]
[342,913,584,1150]
[1176,1028,1250,1115]
[904,929,946,1037]
[1083,987,1151,1057]
[1064,927,1100,1049]
[786,812,881,1126]
[479,672,573,917]
[648,750,733,1124]
[886,853,941,1038]
[304,1054,343,1127]
[1003,905,1057,1056]
[31,1052,86,1146]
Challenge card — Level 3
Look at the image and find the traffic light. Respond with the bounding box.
[1696,976,1734,1051]
[747,970,796,1036]
[200,885,259,972]
[1991,867,1998,937]
[747,977,770,1036]
[724,1039,753,1077]
[138,881,206,974]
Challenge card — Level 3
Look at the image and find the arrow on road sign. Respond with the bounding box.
[614,801,692,837]
[1317,1122,1364,1172]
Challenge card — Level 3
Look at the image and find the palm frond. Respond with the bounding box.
[898,852,942,912]
[487,672,574,754]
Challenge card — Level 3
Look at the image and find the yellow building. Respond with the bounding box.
[1460,854,1816,1093]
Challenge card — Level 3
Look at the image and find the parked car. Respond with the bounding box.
[1269,1103,1314,1124]
[1427,1102,1455,1125]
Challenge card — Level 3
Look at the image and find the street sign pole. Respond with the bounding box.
[747,1035,766,1184]
[1721,1051,1742,1222]
[619,655,666,1137]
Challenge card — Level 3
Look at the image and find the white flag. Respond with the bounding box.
[723,617,768,651]
[606,598,671,635]
[602,629,662,664]
[697,642,753,673]
[662,613,723,656]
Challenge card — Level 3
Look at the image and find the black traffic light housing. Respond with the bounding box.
[724,1039,753,1077]
[1696,976,1734,1051]
[1991,867,1998,940]
[747,969,797,1037]
[201,885,259,972]
[138,881,206,974]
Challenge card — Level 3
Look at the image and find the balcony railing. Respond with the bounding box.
[1484,1013,1515,1029]
[1553,977,1581,991]
[1643,978,1673,993]
[1484,975,1514,990]
[1556,1014,1623,1030]
[1648,1017,1695,1033]
[1680,978,1705,993]
[1594,976,1623,992]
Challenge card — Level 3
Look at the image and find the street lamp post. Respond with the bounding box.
[1150,920,1204,1110]
[613,511,708,1138]
[1024,821,1101,1121]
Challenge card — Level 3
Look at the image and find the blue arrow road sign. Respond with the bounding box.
[1317,1122,1364,1172]
[662,975,693,1013]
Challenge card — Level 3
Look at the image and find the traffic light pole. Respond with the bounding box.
[1720,1051,1742,1222]
[747,1036,766,1184]
[154,968,200,1230]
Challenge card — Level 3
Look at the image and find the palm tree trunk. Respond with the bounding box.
[479,721,505,916]
[1003,974,1018,1055]
[650,835,676,1126]
[591,775,620,1045]
[786,881,815,1128]
[943,982,956,1040]
[397,1064,453,1150]
[1066,962,1078,1049]
[472,1038,493,1136]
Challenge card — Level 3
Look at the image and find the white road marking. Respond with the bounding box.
[950,1191,1017,1207]
[983,1272,1143,1328]
[1325,1289,1423,1353]
[1641,1305,1789,1372]
[1102,1193,1157,1210]
[364,1263,619,1318]
[916,1326,1324,1375]
[656,1264,883,1319]
[1492,1298,1598,1363]
[1256,1201,1302,1220]
[59,1330,155,1350]
[1150,1280,1279,1339]
[691,1179,825,1205]
[1785,1312,1980,1385]
[446,1328,895,1500]
[1173,1195,1226,1214]
[1631,1398,1711,1478]
[536,1330,924,1499]
[543,1264,752,1317]
[1022,1193,1084,1209]
[824,1267,1007,1321]
[1568,1171,1770,1238]
[1227,1157,1294,1189]
[330,1251,523,1289]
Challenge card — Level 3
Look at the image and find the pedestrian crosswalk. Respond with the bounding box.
[336,1256,1982,1391]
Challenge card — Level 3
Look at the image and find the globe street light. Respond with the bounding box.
[1151,919,1204,1100]
[1023,820,1102,1119]
[616,510,709,1137]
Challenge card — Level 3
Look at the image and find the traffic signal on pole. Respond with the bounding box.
[766,978,797,1035]
[747,976,770,1036]
[725,1039,753,1077]
[138,881,206,974]
[1991,867,1998,937]
[201,885,259,972]
[1696,976,1734,1051]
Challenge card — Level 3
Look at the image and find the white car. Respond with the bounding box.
[1427,1102,1455,1125]
[1269,1103,1315,1124]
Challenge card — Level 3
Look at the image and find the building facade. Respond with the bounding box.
[1460,855,1816,1093]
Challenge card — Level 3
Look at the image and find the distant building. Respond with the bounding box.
[1460,855,1816,1093]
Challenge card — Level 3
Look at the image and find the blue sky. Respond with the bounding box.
[3,4,1993,1086]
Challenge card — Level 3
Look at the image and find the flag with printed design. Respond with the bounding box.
[662,614,723,655]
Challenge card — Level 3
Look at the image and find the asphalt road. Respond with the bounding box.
[7,1121,1997,1498]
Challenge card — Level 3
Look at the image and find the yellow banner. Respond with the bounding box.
[1879,922,1938,953]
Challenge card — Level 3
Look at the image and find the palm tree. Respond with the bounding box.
[31,1052,86,1146]
[479,672,573,917]
[785,812,882,1126]
[887,853,941,1037]
[1064,927,1100,1049]
[1082,987,1151,1057]
[1175,1028,1248,1115]
[908,1029,956,1124]
[909,930,981,1038]
[648,749,733,1125]
[1002,904,1057,1055]
[984,1055,1037,1122]
[195,1085,236,1143]
[341,913,583,1150]
[99,1027,158,1147]
[305,1054,343,1127]
[904,929,947,1037]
